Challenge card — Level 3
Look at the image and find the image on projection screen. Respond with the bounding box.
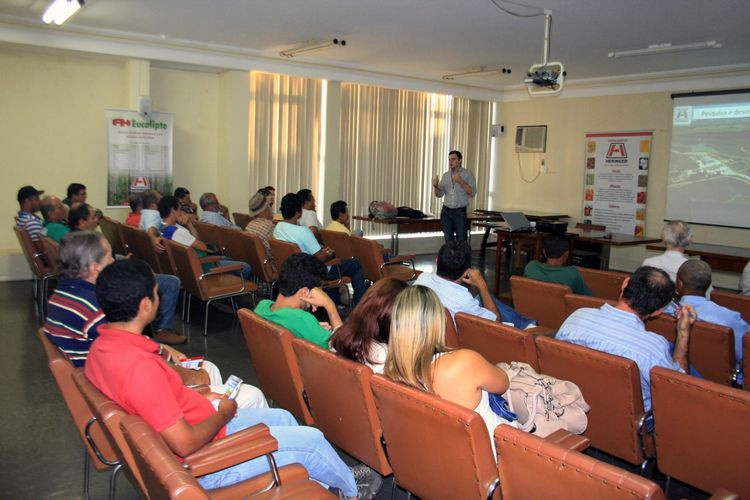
[665,92,750,228]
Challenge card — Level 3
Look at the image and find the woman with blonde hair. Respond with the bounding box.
[384,285,514,450]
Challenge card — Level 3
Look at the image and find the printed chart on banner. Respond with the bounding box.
[105,109,174,207]
[583,131,652,235]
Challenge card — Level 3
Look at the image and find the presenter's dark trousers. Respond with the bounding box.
[441,205,468,242]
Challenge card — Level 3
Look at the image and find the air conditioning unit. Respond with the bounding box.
[515,125,547,153]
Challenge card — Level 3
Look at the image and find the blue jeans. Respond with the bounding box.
[440,206,468,242]
[198,408,356,496]
[327,258,366,305]
[477,295,536,329]
[155,274,180,330]
[219,258,252,281]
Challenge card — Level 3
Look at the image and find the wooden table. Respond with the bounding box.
[353,216,442,254]
[472,210,570,259]
[493,229,660,296]
[646,242,750,273]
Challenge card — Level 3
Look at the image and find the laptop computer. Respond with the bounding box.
[499,212,534,232]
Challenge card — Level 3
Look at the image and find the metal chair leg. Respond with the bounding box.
[664,475,671,496]
[204,299,211,336]
[83,449,91,500]
[109,463,123,500]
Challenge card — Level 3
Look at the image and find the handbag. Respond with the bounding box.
[497,361,590,437]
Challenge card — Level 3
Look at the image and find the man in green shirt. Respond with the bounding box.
[40,195,71,243]
[255,253,343,349]
[524,234,591,295]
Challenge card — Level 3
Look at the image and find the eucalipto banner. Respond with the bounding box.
[106,109,174,207]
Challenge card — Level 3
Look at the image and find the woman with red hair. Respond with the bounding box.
[330,278,407,373]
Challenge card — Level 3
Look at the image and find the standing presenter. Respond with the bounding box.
[433,150,477,242]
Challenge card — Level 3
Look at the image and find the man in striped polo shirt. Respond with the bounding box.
[44,231,266,408]
[556,266,697,412]
[15,185,44,250]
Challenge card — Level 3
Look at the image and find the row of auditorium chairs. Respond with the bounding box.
[237,308,749,499]
[37,327,333,499]
[100,217,258,336]
[511,275,746,386]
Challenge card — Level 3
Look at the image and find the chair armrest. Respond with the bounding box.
[204,264,243,275]
[199,255,222,264]
[324,258,342,266]
[710,488,740,500]
[543,429,590,452]
[526,326,556,337]
[184,424,277,477]
[382,254,416,265]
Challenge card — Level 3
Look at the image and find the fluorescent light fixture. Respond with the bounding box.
[280,38,346,58]
[608,40,721,58]
[42,0,83,25]
[442,67,511,81]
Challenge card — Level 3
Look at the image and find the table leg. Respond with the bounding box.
[494,237,502,297]
[480,227,491,260]
[600,244,611,270]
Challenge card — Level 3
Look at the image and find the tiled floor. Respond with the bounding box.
[0,249,706,499]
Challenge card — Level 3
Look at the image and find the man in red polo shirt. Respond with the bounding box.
[85,259,380,498]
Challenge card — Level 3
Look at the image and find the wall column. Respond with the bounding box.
[217,70,251,214]
[125,59,150,110]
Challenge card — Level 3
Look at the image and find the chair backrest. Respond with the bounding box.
[370,375,498,500]
[745,333,750,392]
[494,425,666,500]
[455,312,539,371]
[100,216,128,256]
[165,240,205,300]
[576,267,628,300]
[646,314,735,386]
[245,232,278,283]
[13,225,48,277]
[510,275,570,329]
[269,238,301,270]
[120,414,210,500]
[120,224,163,274]
[72,370,148,494]
[237,309,314,425]
[40,236,61,275]
[219,228,277,283]
[443,308,460,348]
[563,293,615,318]
[320,229,354,259]
[651,367,750,498]
[36,328,117,470]
[349,235,384,283]
[232,212,251,230]
[575,222,606,232]
[193,221,224,253]
[711,289,750,324]
[291,339,391,475]
[535,336,647,465]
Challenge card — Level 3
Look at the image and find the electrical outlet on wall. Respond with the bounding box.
[540,159,548,173]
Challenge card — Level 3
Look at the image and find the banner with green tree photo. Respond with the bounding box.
[105,109,173,207]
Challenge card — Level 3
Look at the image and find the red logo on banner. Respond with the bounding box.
[131,177,150,189]
[606,143,627,158]
[112,118,131,127]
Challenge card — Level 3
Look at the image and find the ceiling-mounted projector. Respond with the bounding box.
[525,61,565,96]
[525,10,565,97]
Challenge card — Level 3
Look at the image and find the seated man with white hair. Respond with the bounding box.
[642,220,692,282]
[44,231,266,408]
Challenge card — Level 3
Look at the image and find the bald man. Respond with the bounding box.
[40,195,71,243]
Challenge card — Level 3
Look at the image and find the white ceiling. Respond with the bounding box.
[2,0,750,90]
